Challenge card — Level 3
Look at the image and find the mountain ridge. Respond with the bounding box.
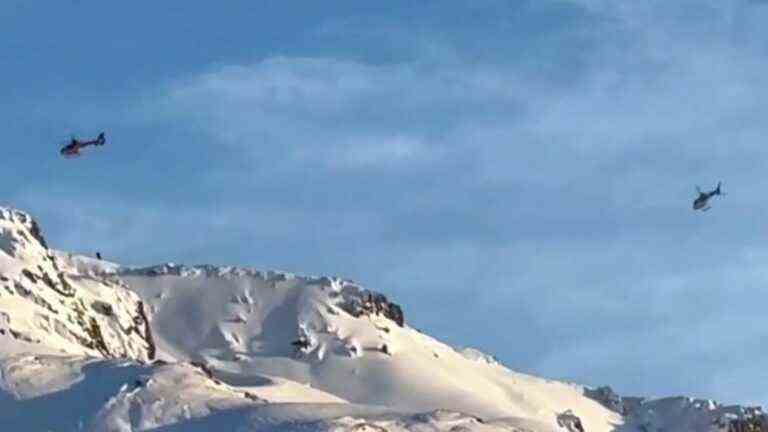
[0,206,764,431]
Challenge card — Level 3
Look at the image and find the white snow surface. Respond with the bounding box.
[0,206,763,431]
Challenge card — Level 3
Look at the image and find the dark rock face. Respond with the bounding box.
[85,317,110,357]
[337,288,405,327]
[715,407,768,432]
[585,386,625,414]
[92,300,115,316]
[291,337,311,350]
[136,301,156,360]
[28,219,48,249]
[190,361,215,379]
[557,410,585,432]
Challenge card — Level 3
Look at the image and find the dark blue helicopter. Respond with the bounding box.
[693,182,723,211]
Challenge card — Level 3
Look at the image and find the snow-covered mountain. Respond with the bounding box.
[0,206,764,431]
[0,208,153,361]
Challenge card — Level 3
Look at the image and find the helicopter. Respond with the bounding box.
[60,132,106,158]
[692,182,723,211]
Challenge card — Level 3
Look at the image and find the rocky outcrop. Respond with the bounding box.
[556,410,585,432]
[336,282,405,327]
[120,263,293,280]
[584,385,768,432]
[584,385,625,414]
[0,208,155,362]
[715,407,768,432]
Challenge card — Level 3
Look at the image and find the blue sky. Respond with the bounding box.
[2,0,768,406]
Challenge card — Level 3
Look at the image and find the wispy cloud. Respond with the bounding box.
[149,56,541,173]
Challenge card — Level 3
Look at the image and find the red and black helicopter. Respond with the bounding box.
[60,132,106,158]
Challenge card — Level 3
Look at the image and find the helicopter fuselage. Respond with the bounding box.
[693,195,710,210]
[59,133,105,158]
[693,191,717,211]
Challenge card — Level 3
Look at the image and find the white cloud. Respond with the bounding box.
[307,135,433,169]
[148,56,542,173]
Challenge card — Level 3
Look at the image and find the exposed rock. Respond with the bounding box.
[190,361,215,379]
[120,263,274,279]
[291,337,311,350]
[557,410,585,432]
[21,269,38,284]
[28,219,48,249]
[91,300,114,317]
[84,317,110,357]
[586,387,768,432]
[243,391,263,402]
[584,385,624,414]
[136,301,156,360]
[715,407,768,432]
[337,284,405,327]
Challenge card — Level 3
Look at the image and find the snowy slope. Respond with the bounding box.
[0,206,764,432]
[118,264,621,431]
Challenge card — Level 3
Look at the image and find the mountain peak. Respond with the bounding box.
[0,207,154,362]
